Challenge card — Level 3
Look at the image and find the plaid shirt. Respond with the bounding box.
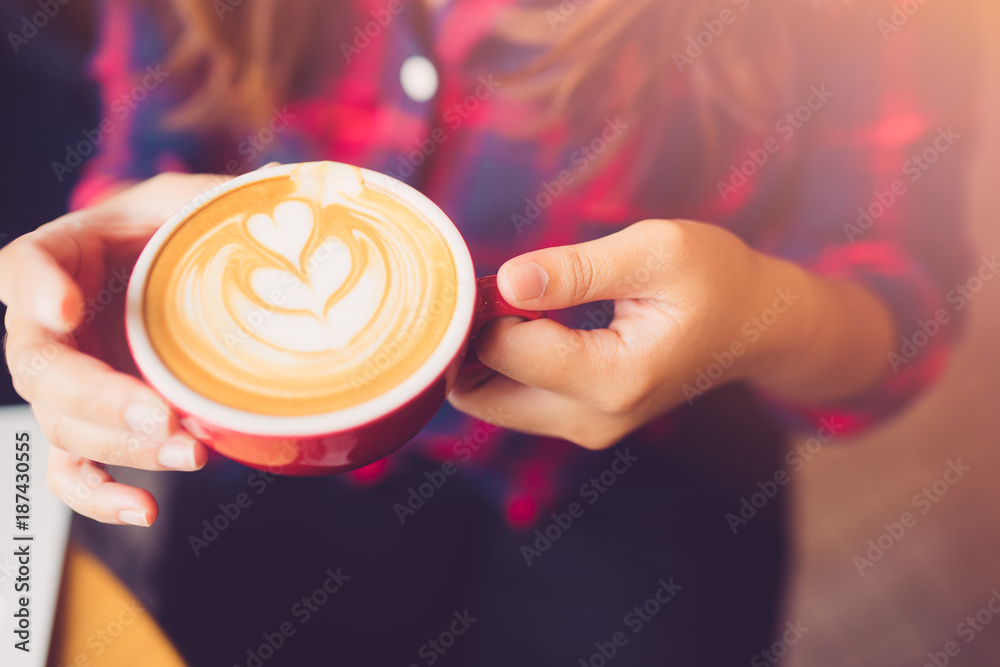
[74,0,978,527]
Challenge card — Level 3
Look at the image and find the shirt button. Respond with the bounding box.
[400,55,438,103]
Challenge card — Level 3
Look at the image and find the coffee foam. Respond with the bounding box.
[144,163,458,416]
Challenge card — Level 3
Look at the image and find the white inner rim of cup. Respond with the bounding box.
[125,162,476,436]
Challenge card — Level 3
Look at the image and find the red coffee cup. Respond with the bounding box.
[125,162,542,475]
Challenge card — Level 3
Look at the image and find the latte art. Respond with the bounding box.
[144,163,458,416]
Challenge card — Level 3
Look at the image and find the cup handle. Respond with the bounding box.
[463,275,546,371]
[473,275,546,335]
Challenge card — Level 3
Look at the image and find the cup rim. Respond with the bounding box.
[125,161,476,436]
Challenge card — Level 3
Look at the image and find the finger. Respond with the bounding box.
[448,373,629,449]
[47,447,159,526]
[6,314,177,438]
[0,230,85,332]
[496,219,674,309]
[33,404,206,471]
[474,316,629,398]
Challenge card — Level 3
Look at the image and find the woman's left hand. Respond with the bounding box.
[449,218,826,449]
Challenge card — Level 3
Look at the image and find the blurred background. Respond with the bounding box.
[1,0,998,665]
[784,3,1000,664]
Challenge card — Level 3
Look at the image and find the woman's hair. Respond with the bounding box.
[161,0,832,148]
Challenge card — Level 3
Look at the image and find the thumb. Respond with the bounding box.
[496,221,668,310]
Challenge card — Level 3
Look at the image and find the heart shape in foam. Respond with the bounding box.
[246,200,315,270]
[249,238,353,317]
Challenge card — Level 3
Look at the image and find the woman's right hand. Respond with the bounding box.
[0,173,234,527]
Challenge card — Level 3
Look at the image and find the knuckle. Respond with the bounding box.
[0,234,28,267]
[110,431,143,467]
[66,381,119,430]
[553,328,589,366]
[562,328,587,356]
[570,426,619,450]
[52,468,105,518]
[591,387,622,414]
[45,465,62,497]
[49,468,85,512]
[65,494,98,518]
[596,379,648,416]
[5,339,67,403]
[618,391,647,415]
[649,218,686,248]
[149,171,180,187]
[33,408,65,451]
[564,248,596,304]
[629,218,666,237]
[7,367,30,401]
[5,347,30,398]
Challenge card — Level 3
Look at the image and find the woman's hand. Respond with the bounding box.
[449,219,895,449]
[0,173,233,526]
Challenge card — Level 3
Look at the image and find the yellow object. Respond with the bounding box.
[48,545,186,667]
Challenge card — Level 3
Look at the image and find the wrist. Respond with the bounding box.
[732,253,818,388]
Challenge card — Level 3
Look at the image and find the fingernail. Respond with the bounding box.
[125,401,170,440]
[157,436,199,470]
[35,293,68,332]
[502,262,548,302]
[118,509,149,527]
